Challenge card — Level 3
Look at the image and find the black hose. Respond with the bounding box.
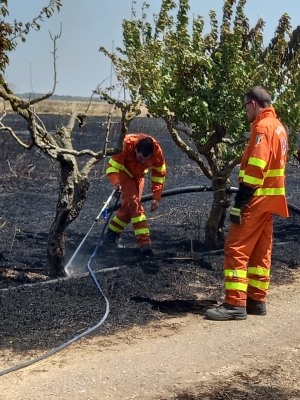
[99,191,121,239]
[107,185,213,212]
[106,185,300,215]
[288,202,300,214]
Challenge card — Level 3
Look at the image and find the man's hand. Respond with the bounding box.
[230,206,242,224]
[229,183,256,224]
[234,183,256,208]
[114,184,121,198]
[150,199,159,212]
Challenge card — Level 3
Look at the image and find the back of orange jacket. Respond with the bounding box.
[106,134,166,200]
[239,107,289,217]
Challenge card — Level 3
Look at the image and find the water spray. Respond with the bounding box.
[65,188,118,276]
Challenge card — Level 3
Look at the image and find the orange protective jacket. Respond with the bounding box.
[224,107,289,307]
[238,107,289,217]
[106,134,166,200]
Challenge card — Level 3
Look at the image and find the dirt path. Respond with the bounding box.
[1,272,300,400]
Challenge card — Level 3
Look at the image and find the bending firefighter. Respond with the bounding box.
[206,86,289,321]
[103,134,166,256]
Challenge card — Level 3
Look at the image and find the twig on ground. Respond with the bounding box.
[9,227,20,256]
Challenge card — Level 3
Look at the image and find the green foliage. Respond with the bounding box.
[0,0,62,76]
[100,0,300,176]
[0,0,14,72]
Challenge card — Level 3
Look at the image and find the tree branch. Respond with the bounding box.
[165,116,212,179]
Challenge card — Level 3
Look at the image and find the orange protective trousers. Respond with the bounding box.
[224,205,273,307]
[109,171,150,248]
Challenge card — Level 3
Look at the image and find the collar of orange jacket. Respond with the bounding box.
[252,107,277,125]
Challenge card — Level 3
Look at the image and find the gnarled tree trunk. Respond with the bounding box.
[204,176,231,250]
[47,158,89,277]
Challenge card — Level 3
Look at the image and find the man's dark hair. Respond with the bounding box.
[136,137,154,157]
[245,86,272,108]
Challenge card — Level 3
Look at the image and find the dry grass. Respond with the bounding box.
[2,99,149,117]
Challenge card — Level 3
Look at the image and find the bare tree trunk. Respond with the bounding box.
[204,177,231,250]
[47,159,89,278]
[293,149,300,163]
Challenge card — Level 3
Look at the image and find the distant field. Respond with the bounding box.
[3,99,149,117]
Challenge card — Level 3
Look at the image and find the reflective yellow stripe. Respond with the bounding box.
[265,169,285,177]
[131,215,147,224]
[151,176,165,183]
[248,267,270,277]
[108,223,123,233]
[143,169,149,174]
[254,188,285,196]
[109,159,122,171]
[225,269,247,278]
[106,167,119,174]
[152,163,166,172]
[248,279,269,290]
[248,157,267,169]
[123,165,133,177]
[113,216,127,228]
[230,207,241,216]
[240,168,285,179]
[109,158,133,178]
[134,228,150,236]
[243,175,264,185]
[225,282,248,292]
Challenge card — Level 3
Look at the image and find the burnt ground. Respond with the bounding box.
[1,114,300,398]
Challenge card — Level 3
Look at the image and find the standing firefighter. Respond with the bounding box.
[103,134,166,255]
[206,86,289,321]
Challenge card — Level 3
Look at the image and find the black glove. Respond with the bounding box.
[230,206,242,224]
[230,183,256,225]
[234,183,256,208]
[114,184,121,198]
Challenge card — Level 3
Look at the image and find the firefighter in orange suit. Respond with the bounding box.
[206,86,289,321]
[103,134,166,256]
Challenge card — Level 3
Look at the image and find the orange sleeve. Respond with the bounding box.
[105,140,130,186]
[151,146,166,200]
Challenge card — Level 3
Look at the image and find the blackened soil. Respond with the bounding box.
[1,164,300,356]
[0,115,300,378]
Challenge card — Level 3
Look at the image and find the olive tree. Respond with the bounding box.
[100,0,300,249]
[0,1,141,277]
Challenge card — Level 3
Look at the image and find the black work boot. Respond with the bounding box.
[246,297,266,316]
[205,303,247,321]
[102,228,120,248]
[140,244,153,256]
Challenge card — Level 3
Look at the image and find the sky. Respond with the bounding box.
[4,0,299,97]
